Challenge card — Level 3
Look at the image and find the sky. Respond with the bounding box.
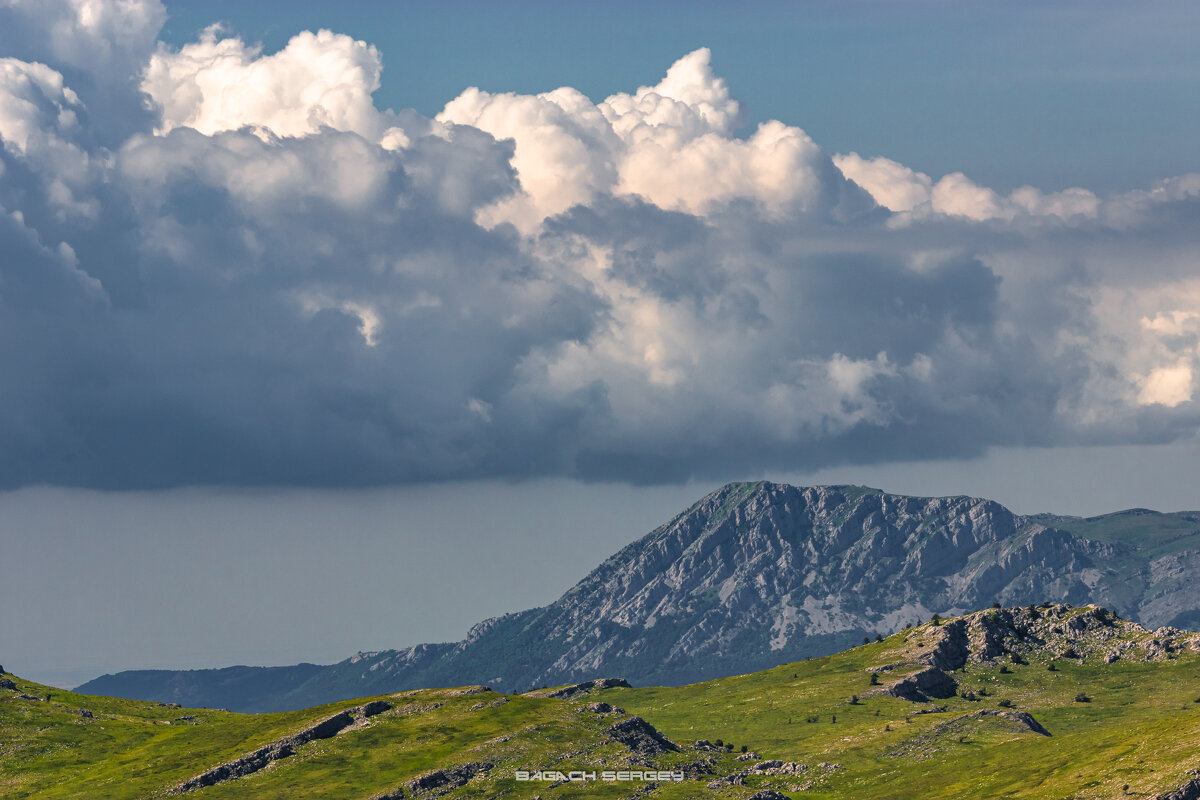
[0,0,1198,687]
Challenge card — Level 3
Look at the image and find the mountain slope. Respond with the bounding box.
[77,481,1200,711]
[12,604,1200,799]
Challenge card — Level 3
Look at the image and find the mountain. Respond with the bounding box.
[11,604,1200,799]
[76,481,1200,711]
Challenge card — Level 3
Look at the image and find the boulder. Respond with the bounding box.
[606,716,679,754]
[886,667,958,702]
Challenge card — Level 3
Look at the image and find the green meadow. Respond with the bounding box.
[4,605,1198,799]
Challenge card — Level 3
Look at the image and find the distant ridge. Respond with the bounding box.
[78,481,1200,711]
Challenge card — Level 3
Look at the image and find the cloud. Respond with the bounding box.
[439,48,868,231]
[0,9,1198,489]
[142,27,391,140]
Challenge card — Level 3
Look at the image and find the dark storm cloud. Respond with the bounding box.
[0,0,1198,489]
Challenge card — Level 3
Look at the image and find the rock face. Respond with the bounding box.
[78,482,1200,712]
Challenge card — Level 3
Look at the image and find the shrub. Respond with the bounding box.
[1075,693,1091,703]
[714,739,723,747]
[1047,662,1057,671]
[741,745,748,753]
[875,633,883,642]
[961,690,977,701]
[999,665,1012,674]
[997,699,1014,709]
[1062,646,1080,659]
[978,687,990,697]
[932,613,942,626]
[992,602,1002,609]
[870,672,881,685]
[863,637,870,645]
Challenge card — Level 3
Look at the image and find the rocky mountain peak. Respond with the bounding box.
[75,482,1200,711]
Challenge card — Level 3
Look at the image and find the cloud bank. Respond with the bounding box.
[0,0,1198,489]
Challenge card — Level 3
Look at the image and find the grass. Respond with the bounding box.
[5,607,1200,799]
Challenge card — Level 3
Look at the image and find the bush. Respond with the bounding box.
[1047,662,1057,671]
[932,613,942,626]
[999,665,1012,674]
[961,690,977,701]
[992,602,1002,609]
[875,633,883,642]
[714,739,723,747]
[863,637,870,645]
[870,672,881,685]
[1062,646,1080,659]
[978,687,990,697]
[997,699,1014,708]
[1075,693,1091,703]
[741,745,748,753]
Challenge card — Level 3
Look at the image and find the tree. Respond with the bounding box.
[931,613,942,626]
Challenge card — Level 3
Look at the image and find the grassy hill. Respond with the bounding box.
[6,603,1200,799]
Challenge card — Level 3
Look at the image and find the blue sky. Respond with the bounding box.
[1,0,1199,686]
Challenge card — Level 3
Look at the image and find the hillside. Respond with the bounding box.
[9,604,1200,799]
[78,482,1200,711]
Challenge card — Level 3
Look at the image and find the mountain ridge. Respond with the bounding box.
[76,481,1200,711]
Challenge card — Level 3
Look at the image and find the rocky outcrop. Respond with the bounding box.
[403,762,492,797]
[913,604,1200,667]
[886,667,958,702]
[545,678,631,699]
[173,701,391,792]
[0,677,16,691]
[1158,775,1200,800]
[581,701,623,714]
[970,709,1050,736]
[606,716,679,754]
